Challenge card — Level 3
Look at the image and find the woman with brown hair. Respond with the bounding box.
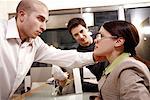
[92,20,150,100]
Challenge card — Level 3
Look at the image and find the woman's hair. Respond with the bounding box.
[102,20,139,56]
[102,20,150,67]
[67,17,86,34]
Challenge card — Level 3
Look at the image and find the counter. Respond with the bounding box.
[12,82,99,100]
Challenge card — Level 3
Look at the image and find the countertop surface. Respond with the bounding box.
[12,82,99,100]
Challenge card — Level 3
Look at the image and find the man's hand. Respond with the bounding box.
[58,79,67,87]
[93,53,106,63]
[57,72,69,87]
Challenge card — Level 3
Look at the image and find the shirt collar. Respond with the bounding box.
[104,53,130,75]
[6,17,20,39]
[6,17,34,45]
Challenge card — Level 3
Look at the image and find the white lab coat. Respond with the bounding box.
[0,18,94,100]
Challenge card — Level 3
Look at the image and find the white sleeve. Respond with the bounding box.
[34,38,94,68]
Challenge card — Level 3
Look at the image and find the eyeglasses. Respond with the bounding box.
[96,33,118,40]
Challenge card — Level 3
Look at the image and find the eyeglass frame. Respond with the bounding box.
[96,33,118,40]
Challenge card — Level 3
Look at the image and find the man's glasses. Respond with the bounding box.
[96,33,118,40]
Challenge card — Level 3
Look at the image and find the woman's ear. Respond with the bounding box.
[114,37,125,47]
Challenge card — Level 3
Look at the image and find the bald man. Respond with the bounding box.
[0,0,97,99]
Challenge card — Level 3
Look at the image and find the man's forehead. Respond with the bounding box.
[32,3,49,18]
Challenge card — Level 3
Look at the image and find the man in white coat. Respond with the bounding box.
[0,0,102,99]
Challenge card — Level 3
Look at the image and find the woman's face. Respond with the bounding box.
[94,26,117,57]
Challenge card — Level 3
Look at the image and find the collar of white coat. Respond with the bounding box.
[6,17,33,45]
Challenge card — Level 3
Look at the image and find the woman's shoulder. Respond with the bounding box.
[117,57,150,77]
[120,57,148,69]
